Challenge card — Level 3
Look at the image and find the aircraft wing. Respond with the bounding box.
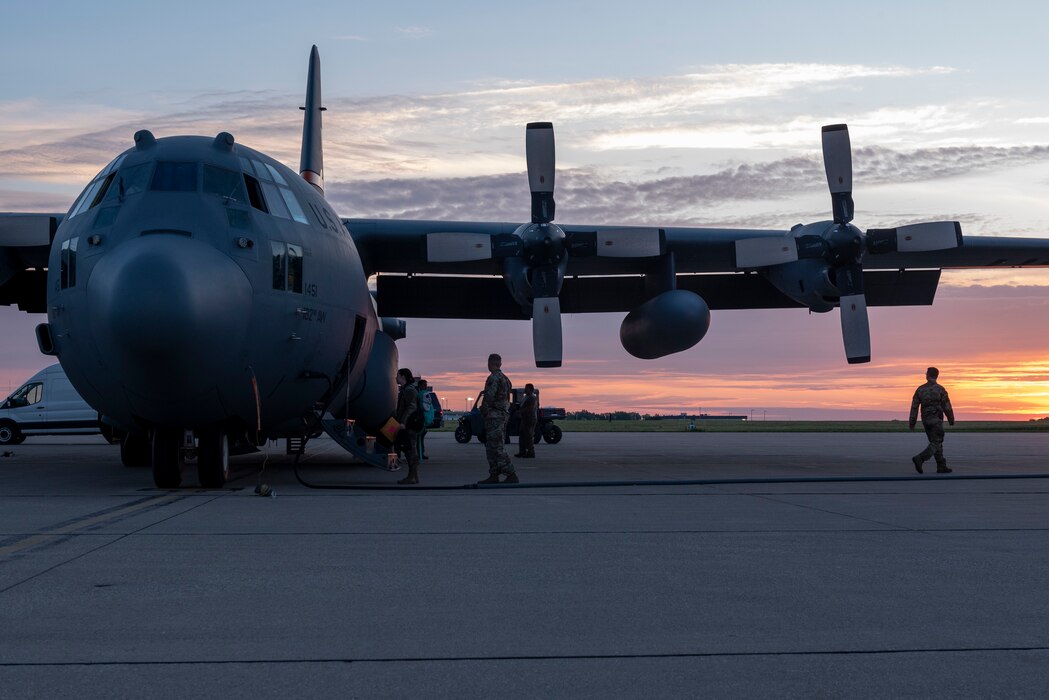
[0,214,61,313]
[348,217,1049,319]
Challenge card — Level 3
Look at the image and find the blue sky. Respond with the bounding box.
[4,1,1049,417]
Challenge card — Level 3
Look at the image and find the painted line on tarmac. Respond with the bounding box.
[294,470,1049,491]
[0,493,185,556]
[4,644,1049,667]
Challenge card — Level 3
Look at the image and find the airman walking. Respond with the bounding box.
[909,366,955,474]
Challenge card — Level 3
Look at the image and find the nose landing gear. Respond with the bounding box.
[129,427,230,489]
[151,428,183,489]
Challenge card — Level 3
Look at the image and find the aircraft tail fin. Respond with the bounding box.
[299,45,325,194]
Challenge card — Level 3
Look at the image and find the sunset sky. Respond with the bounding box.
[4,1,1049,419]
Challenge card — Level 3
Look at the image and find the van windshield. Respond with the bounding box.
[4,382,42,408]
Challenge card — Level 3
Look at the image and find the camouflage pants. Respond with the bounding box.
[484,415,514,475]
[400,429,420,470]
[519,418,536,457]
[915,420,947,468]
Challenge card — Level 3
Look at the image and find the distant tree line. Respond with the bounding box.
[565,410,642,421]
[564,411,748,421]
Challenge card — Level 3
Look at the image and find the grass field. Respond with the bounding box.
[436,419,1049,433]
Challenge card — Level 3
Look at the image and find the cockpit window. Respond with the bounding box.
[261,182,290,219]
[103,162,152,203]
[280,188,308,224]
[68,153,133,219]
[151,162,198,192]
[244,174,267,213]
[264,163,288,186]
[252,159,272,182]
[60,236,79,289]
[102,153,128,177]
[69,172,114,218]
[203,165,246,202]
[237,157,309,225]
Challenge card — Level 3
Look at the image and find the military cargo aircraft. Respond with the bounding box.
[2,46,1049,488]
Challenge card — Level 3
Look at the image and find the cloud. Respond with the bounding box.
[324,142,1049,226]
[0,62,969,188]
[395,26,434,39]
[0,188,74,213]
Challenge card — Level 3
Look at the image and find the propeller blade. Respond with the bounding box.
[834,262,869,363]
[532,296,563,368]
[526,122,555,224]
[734,236,800,268]
[821,124,854,224]
[425,232,493,262]
[867,221,963,254]
[840,293,871,364]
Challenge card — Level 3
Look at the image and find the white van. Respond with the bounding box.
[0,364,100,445]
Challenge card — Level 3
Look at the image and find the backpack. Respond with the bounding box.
[419,388,437,428]
[405,384,425,431]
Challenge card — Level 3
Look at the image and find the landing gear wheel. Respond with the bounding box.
[197,431,230,488]
[454,424,472,443]
[120,432,151,467]
[0,422,22,445]
[151,428,183,489]
[542,424,562,444]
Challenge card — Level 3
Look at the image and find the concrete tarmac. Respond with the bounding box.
[2,430,1049,698]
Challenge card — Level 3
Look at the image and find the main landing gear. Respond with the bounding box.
[196,430,230,489]
[121,428,231,489]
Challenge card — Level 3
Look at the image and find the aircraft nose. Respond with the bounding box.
[88,234,253,402]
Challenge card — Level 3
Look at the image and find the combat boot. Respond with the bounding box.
[936,464,952,474]
[502,472,520,484]
[912,456,923,474]
[398,467,419,485]
[477,473,500,485]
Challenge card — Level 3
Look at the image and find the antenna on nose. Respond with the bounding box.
[134,130,156,150]
[299,45,325,194]
[212,132,235,152]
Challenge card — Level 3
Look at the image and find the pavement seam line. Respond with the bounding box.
[3,645,1049,667]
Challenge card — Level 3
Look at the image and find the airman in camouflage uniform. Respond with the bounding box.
[476,353,518,484]
[395,368,421,485]
[909,367,955,474]
[516,383,538,458]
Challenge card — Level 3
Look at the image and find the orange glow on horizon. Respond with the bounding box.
[420,354,1049,420]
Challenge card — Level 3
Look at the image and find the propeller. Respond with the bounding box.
[426,122,664,367]
[734,124,962,364]
[524,123,563,367]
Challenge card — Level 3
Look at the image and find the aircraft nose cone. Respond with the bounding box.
[88,235,252,401]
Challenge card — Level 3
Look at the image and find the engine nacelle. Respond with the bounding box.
[330,329,399,432]
[502,222,569,309]
[620,290,711,359]
[765,258,838,313]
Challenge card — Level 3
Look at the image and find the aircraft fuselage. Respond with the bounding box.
[47,132,377,439]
